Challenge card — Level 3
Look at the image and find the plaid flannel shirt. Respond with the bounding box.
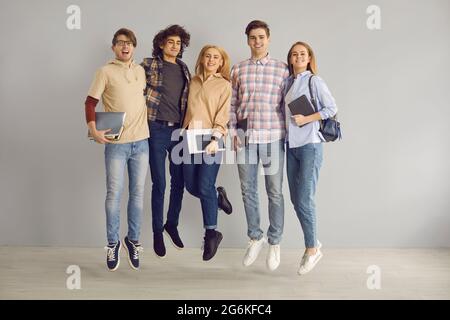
[229,55,289,144]
[141,56,191,122]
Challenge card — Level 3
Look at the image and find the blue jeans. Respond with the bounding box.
[183,152,222,229]
[236,139,285,245]
[104,139,149,244]
[148,121,184,233]
[286,142,323,248]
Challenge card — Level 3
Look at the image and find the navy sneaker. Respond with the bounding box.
[122,236,143,270]
[203,230,223,261]
[105,241,121,271]
[217,186,232,215]
[153,233,166,258]
[164,224,184,249]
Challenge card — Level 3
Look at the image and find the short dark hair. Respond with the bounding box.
[245,20,270,38]
[112,28,137,47]
[152,25,190,58]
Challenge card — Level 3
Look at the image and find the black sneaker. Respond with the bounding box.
[203,230,223,261]
[217,186,232,215]
[105,241,121,271]
[164,224,184,249]
[122,236,143,270]
[153,232,166,258]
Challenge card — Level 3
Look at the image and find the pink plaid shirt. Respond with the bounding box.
[229,55,289,144]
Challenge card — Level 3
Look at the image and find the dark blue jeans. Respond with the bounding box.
[148,121,184,233]
[183,152,222,229]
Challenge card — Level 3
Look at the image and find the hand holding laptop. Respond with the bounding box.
[89,127,113,144]
[88,112,126,143]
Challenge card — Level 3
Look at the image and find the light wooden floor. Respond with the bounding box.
[0,246,448,299]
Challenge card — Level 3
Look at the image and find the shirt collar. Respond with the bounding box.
[293,70,311,79]
[250,53,270,65]
[199,72,223,83]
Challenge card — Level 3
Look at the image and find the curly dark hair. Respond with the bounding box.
[152,25,190,58]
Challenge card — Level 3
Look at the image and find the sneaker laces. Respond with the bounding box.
[247,238,265,250]
[131,244,143,260]
[246,239,259,249]
[104,246,116,262]
[271,245,280,259]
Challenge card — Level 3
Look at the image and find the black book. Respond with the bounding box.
[288,95,316,117]
[236,118,248,146]
[236,118,248,131]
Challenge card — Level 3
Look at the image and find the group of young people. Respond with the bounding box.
[85,20,338,276]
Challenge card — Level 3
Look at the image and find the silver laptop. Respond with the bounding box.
[88,112,126,141]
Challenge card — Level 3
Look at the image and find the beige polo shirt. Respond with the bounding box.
[88,59,149,144]
[183,73,231,138]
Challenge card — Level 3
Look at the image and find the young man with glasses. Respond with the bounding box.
[229,20,289,271]
[85,28,149,271]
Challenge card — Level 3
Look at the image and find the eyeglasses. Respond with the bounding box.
[115,40,133,47]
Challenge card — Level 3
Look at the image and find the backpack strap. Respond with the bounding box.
[308,74,338,121]
[308,75,318,112]
[308,74,326,132]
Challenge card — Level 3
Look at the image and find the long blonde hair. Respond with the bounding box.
[287,41,317,75]
[195,45,231,81]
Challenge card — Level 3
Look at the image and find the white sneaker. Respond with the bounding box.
[317,240,322,250]
[297,241,323,275]
[266,244,280,271]
[243,237,266,267]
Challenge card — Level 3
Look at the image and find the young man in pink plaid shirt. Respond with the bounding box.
[229,20,289,271]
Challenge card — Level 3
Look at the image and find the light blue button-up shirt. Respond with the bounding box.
[284,70,338,148]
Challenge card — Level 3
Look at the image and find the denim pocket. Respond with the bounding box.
[136,139,149,154]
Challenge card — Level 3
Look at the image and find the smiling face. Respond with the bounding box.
[160,35,181,61]
[112,34,135,63]
[289,44,311,74]
[201,47,223,75]
[247,28,270,59]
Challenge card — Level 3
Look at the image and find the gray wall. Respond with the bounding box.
[0,0,449,248]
